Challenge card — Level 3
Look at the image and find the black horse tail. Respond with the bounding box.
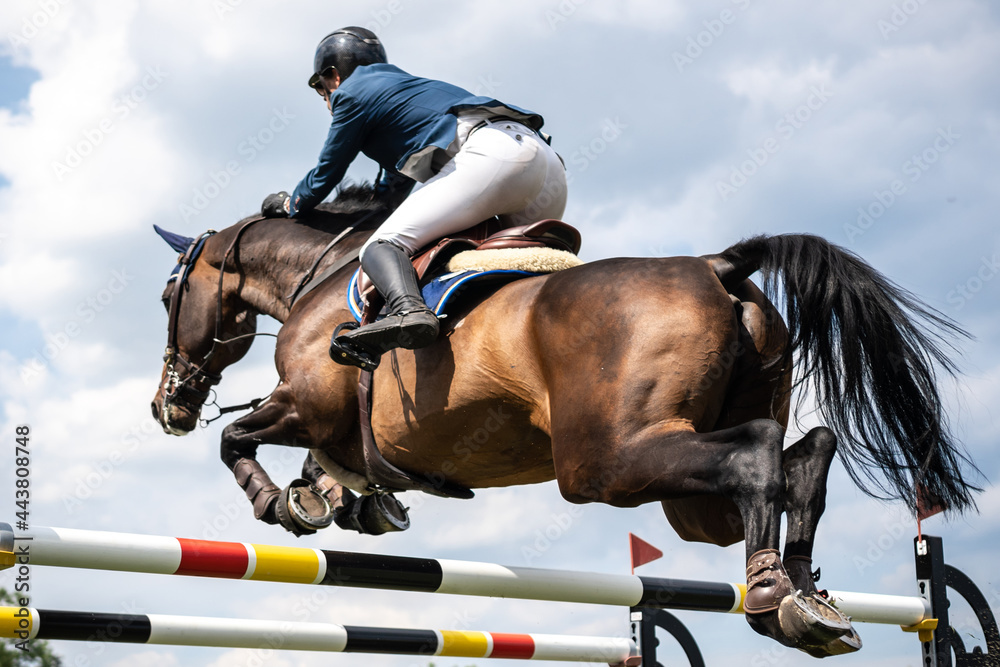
[705,233,981,514]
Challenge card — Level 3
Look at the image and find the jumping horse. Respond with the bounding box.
[150,185,979,657]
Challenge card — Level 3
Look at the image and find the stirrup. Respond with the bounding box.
[330,321,381,370]
[340,309,439,352]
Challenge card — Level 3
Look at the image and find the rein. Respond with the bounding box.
[286,207,382,307]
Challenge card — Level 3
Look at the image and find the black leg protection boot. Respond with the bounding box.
[335,241,439,358]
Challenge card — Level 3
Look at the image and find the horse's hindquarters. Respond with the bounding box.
[529,257,744,502]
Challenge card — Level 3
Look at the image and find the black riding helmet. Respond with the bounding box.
[307,27,387,92]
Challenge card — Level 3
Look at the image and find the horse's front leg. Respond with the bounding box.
[220,384,308,527]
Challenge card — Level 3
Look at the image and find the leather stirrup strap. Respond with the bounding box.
[358,369,474,499]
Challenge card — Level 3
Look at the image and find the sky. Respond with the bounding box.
[0,1,998,666]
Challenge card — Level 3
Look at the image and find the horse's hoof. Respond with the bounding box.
[334,491,410,535]
[275,478,335,536]
[777,590,853,648]
[802,627,863,658]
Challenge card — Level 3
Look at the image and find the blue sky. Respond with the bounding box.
[0,1,998,666]
[0,55,36,111]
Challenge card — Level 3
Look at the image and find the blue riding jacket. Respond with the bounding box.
[289,63,544,216]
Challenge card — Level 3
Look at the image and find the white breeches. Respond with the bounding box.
[360,119,568,259]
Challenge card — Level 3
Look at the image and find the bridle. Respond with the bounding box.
[160,218,267,426]
[159,204,383,429]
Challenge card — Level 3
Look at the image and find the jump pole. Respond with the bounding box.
[4,523,998,665]
[0,606,639,664]
[0,523,928,625]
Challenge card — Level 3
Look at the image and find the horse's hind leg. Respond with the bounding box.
[558,419,786,555]
[782,427,863,656]
[553,418,850,650]
[555,420,792,626]
[782,427,838,591]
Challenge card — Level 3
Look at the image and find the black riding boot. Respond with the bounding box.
[336,241,439,357]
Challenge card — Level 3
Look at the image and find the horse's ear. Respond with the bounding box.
[153,224,195,254]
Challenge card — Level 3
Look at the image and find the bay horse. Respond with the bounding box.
[150,185,978,657]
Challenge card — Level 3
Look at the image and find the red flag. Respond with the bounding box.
[629,533,663,574]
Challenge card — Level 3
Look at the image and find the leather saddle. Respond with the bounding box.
[356,218,582,313]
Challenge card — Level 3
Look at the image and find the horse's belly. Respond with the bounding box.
[373,399,556,488]
[369,278,557,488]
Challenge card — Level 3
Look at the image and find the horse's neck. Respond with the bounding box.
[218,220,372,323]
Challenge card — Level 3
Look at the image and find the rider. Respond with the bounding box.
[261,27,567,364]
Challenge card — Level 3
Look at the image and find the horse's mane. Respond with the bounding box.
[284,182,391,235]
[314,183,384,215]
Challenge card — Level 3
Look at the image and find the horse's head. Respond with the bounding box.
[150,224,258,435]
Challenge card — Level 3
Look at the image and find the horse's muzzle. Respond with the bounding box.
[152,383,199,436]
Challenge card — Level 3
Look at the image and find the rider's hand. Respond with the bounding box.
[261,191,291,218]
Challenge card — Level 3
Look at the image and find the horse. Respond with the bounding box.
[150,185,979,657]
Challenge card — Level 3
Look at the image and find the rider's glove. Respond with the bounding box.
[261,191,291,218]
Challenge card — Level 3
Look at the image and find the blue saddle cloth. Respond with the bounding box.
[347,268,539,323]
